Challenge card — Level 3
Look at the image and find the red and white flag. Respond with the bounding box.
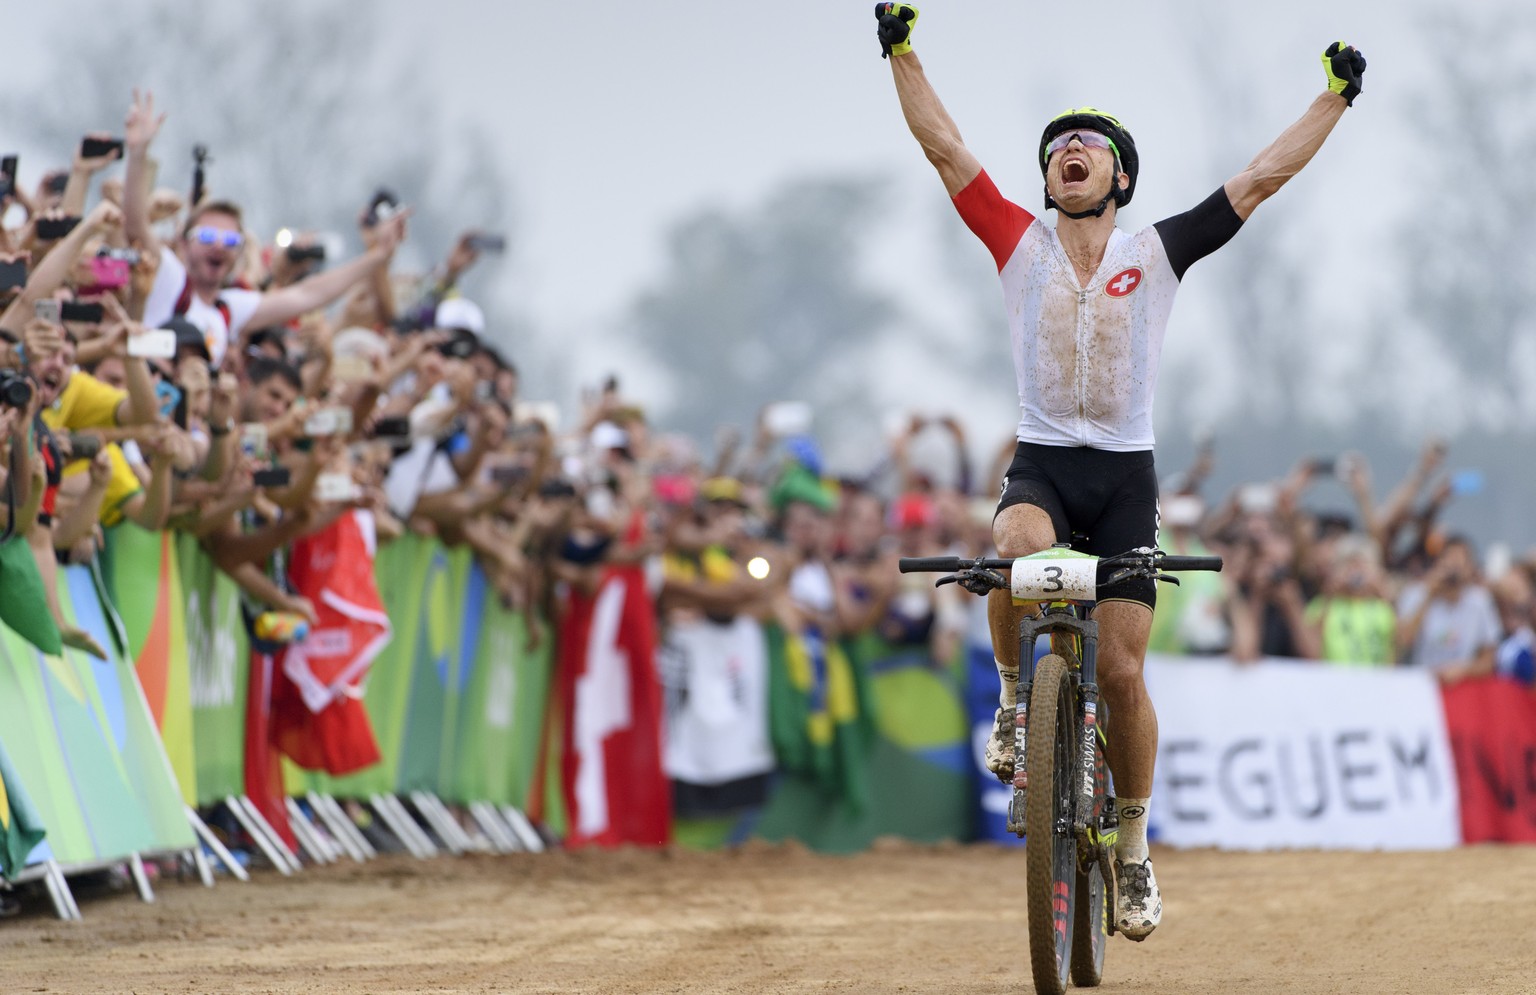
[558,561,671,847]
[272,510,390,776]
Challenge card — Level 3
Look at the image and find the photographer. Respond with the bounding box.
[1303,534,1398,666]
[1396,535,1499,683]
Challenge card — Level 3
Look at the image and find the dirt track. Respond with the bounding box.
[3,842,1534,994]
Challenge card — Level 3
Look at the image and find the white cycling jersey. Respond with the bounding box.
[954,170,1241,452]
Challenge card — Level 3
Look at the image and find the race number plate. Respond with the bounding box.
[1010,556,1098,602]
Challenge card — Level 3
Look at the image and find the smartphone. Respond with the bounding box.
[154,379,182,420]
[436,328,477,359]
[35,216,81,240]
[127,329,178,359]
[0,258,27,292]
[97,246,141,264]
[285,243,326,263]
[239,423,269,459]
[60,301,104,324]
[87,256,130,290]
[0,155,16,200]
[34,299,60,323]
[491,465,528,486]
[1305,457,1336,476]
[371,415,410,440]
[67,432,103,462]
[316,471,360,503]
[252,466,292,488]
[1450,469,1485,497]
[365,188,398,227]
[468,233,506,254]
[331,354,372,382]
[79,136,125,159]
[763,400,813,437]
[303,406,354,438]
[42,172,68,195]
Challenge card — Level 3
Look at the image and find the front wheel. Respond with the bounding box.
[1024,654,1075,995]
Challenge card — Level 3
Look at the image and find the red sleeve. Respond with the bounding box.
[952,169,1035,272]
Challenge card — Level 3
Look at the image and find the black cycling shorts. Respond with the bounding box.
[996,442,1160,609]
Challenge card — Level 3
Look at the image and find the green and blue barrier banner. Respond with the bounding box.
[105,524,197,807]
[0,560,194,870]
[177,534,249,806]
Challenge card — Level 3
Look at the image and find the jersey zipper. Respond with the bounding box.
[1076,288,1090,445]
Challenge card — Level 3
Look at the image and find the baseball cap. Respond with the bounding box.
[161,317,211,363]
[434,297,485,335]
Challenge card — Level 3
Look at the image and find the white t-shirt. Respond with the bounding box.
[1397,582,1501,671]
[142,246,262,369]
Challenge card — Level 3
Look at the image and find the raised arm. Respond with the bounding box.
[878,5,982,198]
[1223,43,1365,221]
[123,89,167,257]
[243,210,407,330]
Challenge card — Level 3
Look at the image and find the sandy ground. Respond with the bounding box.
[3,841,1535,995]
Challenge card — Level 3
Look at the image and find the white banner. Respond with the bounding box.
[658,616,774,786]
[1144,655,1461,851]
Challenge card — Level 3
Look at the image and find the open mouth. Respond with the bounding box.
[1062,159,1090,184]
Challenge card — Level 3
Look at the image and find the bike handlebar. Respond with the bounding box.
[1158,555,1223,573]
[897,550,1224,575]
[898,556,1014,574]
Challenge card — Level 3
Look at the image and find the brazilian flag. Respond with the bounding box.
[0,740,45,879]
[766,624,874,812]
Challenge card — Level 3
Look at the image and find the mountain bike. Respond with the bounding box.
[898,546,1221,994]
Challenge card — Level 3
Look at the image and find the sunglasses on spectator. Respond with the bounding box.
[189,226,244,249]
[1045,131,1119,161]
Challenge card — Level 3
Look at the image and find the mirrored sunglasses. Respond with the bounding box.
[189,226,244,249]
[1045,130,1119,162]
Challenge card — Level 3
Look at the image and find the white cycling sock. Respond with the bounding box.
[996,658,1018,709]
[1115,797,1151,862]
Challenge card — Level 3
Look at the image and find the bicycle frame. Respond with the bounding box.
[1008,604,1103,839]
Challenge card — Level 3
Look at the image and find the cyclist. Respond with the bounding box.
[874,4,1366,940]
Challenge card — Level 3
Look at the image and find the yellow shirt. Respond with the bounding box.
[43,371,141,527]
[42,369,125,432]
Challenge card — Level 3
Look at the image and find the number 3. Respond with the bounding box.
[1042,565,1064,593]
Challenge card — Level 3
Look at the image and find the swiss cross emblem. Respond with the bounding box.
[1104,267,1143,298]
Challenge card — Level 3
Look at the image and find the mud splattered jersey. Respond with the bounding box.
[954,170,1242,451]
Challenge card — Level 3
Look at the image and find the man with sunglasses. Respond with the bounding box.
[874,4,1366,940]
[121,91,409,370]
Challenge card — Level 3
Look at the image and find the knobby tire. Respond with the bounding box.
[1025,653,1075,995]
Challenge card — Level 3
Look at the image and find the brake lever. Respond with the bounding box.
[959,568,1008,596]
[935,574,960,588]
[1102,566,1136,588]
[1154,573,1181,586]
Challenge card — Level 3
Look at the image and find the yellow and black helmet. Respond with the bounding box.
[1038,107,1140,213]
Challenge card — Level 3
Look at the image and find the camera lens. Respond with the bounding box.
[0,370,32,408]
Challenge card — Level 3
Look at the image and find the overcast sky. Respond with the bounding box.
[7,0,1436,369]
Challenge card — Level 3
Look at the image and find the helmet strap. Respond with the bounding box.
[1045,181,1120,220]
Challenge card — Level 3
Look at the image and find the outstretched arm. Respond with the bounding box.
[1224,43,1365,220]
[880,6,982,197]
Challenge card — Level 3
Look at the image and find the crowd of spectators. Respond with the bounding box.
[0,90,1530,752]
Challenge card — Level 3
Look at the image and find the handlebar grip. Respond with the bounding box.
[898,556,965,573]
[1161,555,1223,572]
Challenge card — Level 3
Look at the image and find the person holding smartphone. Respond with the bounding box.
[122,91,409,370]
